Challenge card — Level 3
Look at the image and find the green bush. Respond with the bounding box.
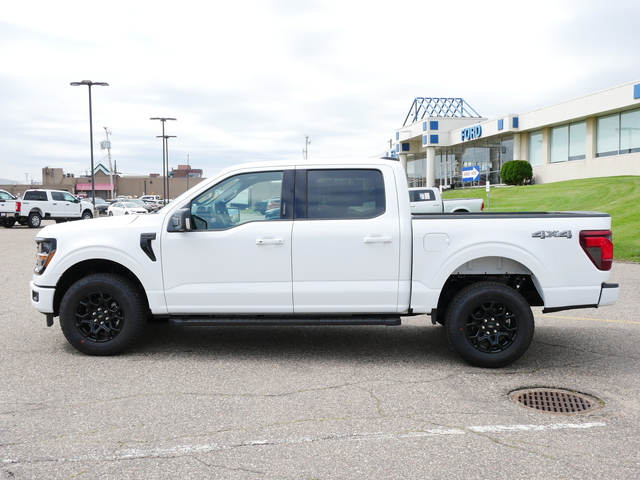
[501,160,533,185]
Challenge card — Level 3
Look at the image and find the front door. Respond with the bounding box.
[161,169,294,314]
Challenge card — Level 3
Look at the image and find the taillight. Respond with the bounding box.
[16,201,21,212]
[580,230,613,271]
[481,202,485,211]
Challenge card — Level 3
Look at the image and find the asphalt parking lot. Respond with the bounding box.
[1,221,639,479]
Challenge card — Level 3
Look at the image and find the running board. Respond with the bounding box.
[168,315,401,327]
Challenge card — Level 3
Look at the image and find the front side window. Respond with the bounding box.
[190,171,283,230]
[306,169,385,220]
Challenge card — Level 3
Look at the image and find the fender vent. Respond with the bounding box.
[510,388,603,415]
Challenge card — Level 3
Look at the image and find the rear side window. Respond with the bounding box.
[409,189,435,202]
[306,169,385,220]
[51,192,64,201]
[23,191,48,201]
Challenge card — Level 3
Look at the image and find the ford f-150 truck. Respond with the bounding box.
[30,159,618,367]
[18,189,94,227]
[409,187,484,213]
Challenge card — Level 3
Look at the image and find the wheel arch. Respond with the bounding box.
[432,253,546,320]
[52,259,149,317]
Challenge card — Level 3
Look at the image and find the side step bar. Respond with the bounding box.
[167,315,401,327]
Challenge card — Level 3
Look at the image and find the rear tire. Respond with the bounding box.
[2,218,15,228]
[59,273,146,355]
[445,282,534,368]
[28,212,42,228]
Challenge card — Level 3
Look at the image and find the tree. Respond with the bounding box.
[501,160,533,185]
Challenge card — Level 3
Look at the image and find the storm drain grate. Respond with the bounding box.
[510,388,603,415]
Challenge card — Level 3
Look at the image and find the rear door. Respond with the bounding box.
[291,166,401,313]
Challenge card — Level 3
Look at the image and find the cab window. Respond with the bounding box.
[190,171,283,230]
[306,169,385,220]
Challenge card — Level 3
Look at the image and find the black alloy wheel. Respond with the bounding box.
[59,273,146,355]
[445,282,534,368]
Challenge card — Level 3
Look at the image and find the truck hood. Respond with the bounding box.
[37,213,165,238]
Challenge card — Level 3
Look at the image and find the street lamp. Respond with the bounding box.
[150,117,176,202]
[70,80,109,208]
[157,134,177,200]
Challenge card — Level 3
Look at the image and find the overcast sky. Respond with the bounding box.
[1,0,639,184]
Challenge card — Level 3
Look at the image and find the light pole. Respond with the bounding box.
[150,117,176,202]
[157,134,177,200]
[70,80,109,208]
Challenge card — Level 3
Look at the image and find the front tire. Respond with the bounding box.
[81,210,93,220]
[59,274,146,355]
[445,282,534,368]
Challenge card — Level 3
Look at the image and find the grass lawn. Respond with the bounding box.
[441,175,640,263]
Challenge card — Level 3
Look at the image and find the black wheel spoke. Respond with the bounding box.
[464,300,518,353]
[74,291,125,343]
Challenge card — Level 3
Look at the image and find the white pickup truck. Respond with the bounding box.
[0,189,19,227]
[409,187,484,213]
[30,159,618,367]
[17,189,94,228]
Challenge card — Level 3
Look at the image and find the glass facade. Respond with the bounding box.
[550,121,586,163]
[529,130,543,166]
[434,135,513,187]
[597,107,640,156]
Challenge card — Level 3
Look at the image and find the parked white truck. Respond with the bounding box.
[0,189,18,228]
[30,159,618,367]
[409,187,484,213]
[16,189,94,227]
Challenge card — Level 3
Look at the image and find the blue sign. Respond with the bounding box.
[461,125,482,141]
[462,166,480,182]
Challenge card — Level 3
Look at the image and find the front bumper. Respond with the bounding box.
[30,281,55,314]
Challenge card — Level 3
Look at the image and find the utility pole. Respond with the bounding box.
[303,135,311,160]
[102,127,115,199]
[70,80,109,208]
[150,117,177,202]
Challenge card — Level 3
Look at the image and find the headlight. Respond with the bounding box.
[35,237,57,275]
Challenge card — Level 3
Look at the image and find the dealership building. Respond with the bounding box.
[388,80,640,187]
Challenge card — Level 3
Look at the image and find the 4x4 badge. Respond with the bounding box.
[532,230,572,239]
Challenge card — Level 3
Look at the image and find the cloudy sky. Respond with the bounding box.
[1,0,639,184]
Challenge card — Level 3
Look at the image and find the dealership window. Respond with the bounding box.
[597,107,640,157]
[596,114,620,157]
[569,122,587,160]
[620,109,640,154]
[529,130,543,166]
[551,121,586,163]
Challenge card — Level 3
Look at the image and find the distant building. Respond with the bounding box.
[171,165,203,178]
[0,163,205,199]
[390,79,640,187]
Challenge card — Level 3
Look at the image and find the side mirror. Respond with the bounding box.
[168,207,192,232]
[227,207,240,224]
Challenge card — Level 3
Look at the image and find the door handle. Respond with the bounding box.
[256,238,284,245]
[364,236,393,244]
